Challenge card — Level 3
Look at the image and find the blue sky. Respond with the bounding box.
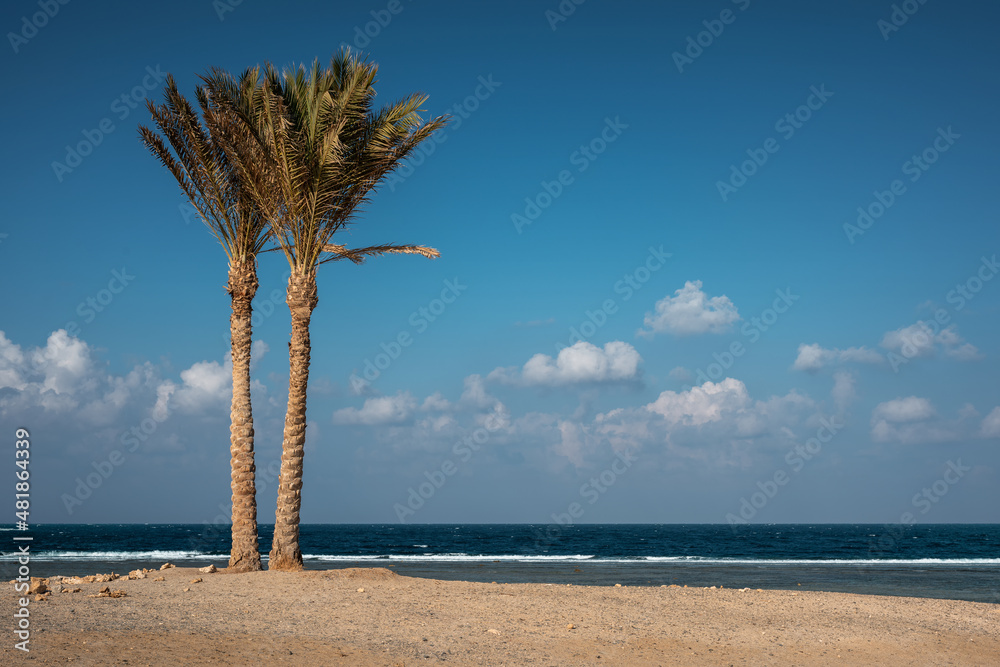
[2,0,998,526]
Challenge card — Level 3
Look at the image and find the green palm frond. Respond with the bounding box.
[140,74,270,266]
[201,47,448,275]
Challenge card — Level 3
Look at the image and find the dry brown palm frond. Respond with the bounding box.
[319,243,440,265]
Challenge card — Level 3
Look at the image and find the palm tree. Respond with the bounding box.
[204,50,447,570]
[139,75,270,572]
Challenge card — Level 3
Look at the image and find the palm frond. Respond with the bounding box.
[319,243,440,265]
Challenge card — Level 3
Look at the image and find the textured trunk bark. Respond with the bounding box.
[269,270,318,571]
[227,261,262,572]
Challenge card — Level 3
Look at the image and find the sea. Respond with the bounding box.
[3,524,998,604]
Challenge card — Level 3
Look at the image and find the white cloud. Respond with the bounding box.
[249,340,269,370]
[638,280,739,337]
[831,371,856,413]
[645,378,750,426]
[792,343,882,372]
[333,392,418,425]
[872,396,936,424]
[460,374,496,407]
[869,396,961,444]
[880,322,981,361]
[171,360,231,412]
[0,331,28,391]
[489,341,641,387]
[981,407,1000,438]
[421,392,452,412]
[31,330,96,395]
[547,378,822,469]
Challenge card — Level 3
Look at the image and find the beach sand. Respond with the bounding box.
[4,566,998,665]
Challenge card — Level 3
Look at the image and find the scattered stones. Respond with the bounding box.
[199,565,217,574]
[128,569,147,580]
[160,563,175,570]
[61,588,82,594]
[93,573,119,583]
[34,594,48,602]
[90,587,127,598]
[153,576,165,582]
[61,577,84,585]
[28,578,48,595]
[190,578,203,584]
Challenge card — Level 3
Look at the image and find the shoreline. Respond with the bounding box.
[13,558,1000,604]
[4,566,999,665]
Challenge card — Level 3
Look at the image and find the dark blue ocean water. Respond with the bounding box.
[4,524,998,603]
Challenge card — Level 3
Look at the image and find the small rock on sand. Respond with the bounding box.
[90,587,127,598]
[487,629,500,635]
[198,565,217,574]
[160,563,175,570]
[190,578,203,584]
[153,576,165,582]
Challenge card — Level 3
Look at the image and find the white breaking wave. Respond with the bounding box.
[7,552,999,566]
[16,550,223,561]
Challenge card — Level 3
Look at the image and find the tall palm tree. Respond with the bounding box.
[139,75,270,572]
[204,50,447,570]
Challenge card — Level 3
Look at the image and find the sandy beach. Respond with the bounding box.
[4,566,998,665]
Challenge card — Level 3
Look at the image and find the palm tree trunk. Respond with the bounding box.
[227,260,262,572]
[269,270,318,571]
